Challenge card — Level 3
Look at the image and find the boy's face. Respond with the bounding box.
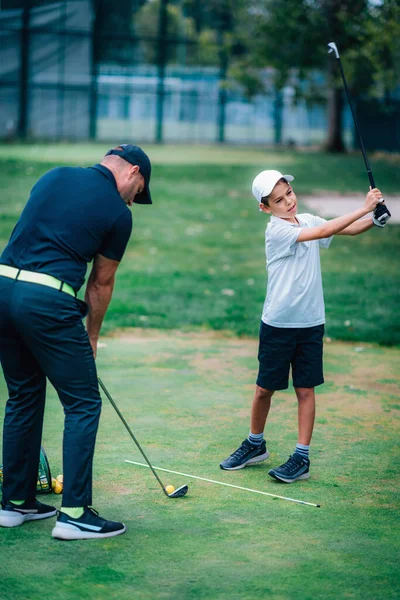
[260,179,297,221]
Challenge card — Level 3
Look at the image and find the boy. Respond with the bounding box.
[220,169,385,482]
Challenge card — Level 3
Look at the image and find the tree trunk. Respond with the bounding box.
[325,86,346,152]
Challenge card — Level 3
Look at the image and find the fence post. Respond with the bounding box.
[273,88,283,145]
[89,2,100,140]
[217,29,227,143]
[156,0,168,144]
[18,0,30,140]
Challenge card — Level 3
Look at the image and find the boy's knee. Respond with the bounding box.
[255,385,274,401]
[295,387,314,402]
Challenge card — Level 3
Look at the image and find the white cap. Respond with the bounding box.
[252,170,294,204]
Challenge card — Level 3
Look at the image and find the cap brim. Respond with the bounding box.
[134,181,152,205]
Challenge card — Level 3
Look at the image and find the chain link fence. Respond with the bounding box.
[0,0,349,146]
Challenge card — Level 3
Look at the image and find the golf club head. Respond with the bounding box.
[168,484,188,498]
[327,42,339,58]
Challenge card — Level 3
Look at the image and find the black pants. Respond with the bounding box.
[0,276,101,507]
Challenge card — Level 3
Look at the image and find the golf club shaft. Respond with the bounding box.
[335,57,375,187]
[126,460,321,508]
[329,44,389,222]
[98,377,169,496]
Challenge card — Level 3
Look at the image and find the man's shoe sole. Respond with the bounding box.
[268,470,310,483]
[0,508,57,527]
[52,522,127,540]
[220,450,269,471]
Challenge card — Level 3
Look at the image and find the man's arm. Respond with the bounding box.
[85,254,120,358]
[297,188,383,243]
[336,217,374,236]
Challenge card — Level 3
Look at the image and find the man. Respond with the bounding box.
[0,144,152,540]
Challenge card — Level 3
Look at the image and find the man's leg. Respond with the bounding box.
[11,287,101,508]
[29,318,101,508]
[0,332,46,503]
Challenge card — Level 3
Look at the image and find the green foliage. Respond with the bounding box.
[197,29,221,66]
[231,0,400,96]
[134,0,197,64]
[226,1,400,150]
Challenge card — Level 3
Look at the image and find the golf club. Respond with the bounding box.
[328,42,391,227]
[98,377,188,499]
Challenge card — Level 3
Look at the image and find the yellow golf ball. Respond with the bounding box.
[54,481,63,494]
[165,485,175,494]
[56,474,64,484]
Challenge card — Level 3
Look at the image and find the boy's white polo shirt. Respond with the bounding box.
[262,214,333,328]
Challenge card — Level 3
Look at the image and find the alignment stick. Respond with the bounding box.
[125,459,321,507]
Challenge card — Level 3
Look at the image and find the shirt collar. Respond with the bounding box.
[270,214,299,227]
[89,164,117,188]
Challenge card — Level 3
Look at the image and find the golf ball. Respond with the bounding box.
[165,485,175,494]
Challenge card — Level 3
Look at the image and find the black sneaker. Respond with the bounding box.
[220,439,269,470]
[52,507,126,540]
[268,453,310,483]
[0,498,57,527]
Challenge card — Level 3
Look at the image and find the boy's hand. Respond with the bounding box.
[365,187,383,213]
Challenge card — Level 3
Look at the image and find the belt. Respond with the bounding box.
[0,265,77,298]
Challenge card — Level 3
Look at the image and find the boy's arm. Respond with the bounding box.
[336,217,374,236]
[297,188,383,243]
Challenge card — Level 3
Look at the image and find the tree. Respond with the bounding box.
[229,0,400,151]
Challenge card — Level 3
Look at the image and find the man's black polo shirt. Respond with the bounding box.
[1,164,132,292]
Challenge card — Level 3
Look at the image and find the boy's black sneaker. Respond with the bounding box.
[52,507,126,540]
[268,453,310,483]
[220,439,269,470]
[0,498,57,527]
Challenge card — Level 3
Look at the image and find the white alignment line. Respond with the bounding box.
[125,460,321,508]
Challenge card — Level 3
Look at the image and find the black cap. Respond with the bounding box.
[105,144,152,204]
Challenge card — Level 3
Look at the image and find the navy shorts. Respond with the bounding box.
[256,322,325,391]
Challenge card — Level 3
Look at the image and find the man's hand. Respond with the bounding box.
[89,336,98,359]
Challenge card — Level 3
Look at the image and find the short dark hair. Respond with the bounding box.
[261,195,270,207]
[261,178,290,207]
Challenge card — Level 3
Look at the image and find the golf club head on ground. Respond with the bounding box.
[167,484,188,498]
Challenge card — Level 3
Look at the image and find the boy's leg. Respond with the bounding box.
[220,323,293,471]
[295,387,315,446]
[268,325,323,483]
[219,385,272,470]
[250,385,274,434]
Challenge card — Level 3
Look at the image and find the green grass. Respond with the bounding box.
[0,144,399,344]
[1,333,399,600]
[0,145,399,598]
